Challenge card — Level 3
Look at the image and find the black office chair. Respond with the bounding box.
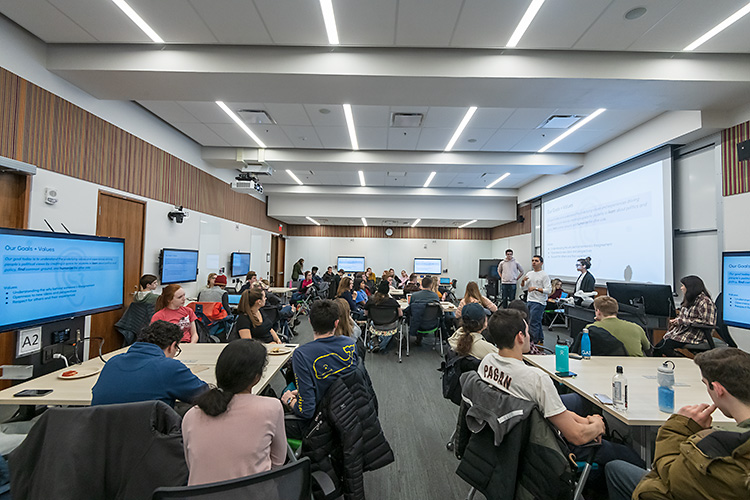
[152,457,336,500]
[365,305,403,359]
[686,293,736,355]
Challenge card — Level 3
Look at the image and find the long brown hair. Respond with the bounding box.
[455,315,485,356]
[155,284,181,311]
[238,288,265,326]
[206,272,217,287]
[334,298,354,337]
[463,281,482,303]
[337,276,352,297]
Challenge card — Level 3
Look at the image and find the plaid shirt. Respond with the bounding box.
[665,293,717,344]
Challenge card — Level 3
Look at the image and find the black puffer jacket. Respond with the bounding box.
[302,364,394,500]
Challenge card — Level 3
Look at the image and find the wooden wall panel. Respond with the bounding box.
[0,67,282,234]
[722,121,750,196]
[491,204,531,239]
[286,225,492,240]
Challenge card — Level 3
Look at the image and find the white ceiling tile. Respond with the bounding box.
[415,127,453,150]
[187,0,272,44]
[521,0,610,49]
[395,0,463,46]
[422,107,468,128]
[206,123,266,147]
[542,130,608,153]
[469,108,516,129]
[387,128,421,150]
[351,106,390,127]
[280,126,323,148]
[334,0,397,45]
[138,101,200,123]
[130,0,217,43]
[451,0,527,47]
[451,128,496,151]
[481,129,528,151]
[171,123,230,147]
[502,108,557,129]
[691,11,750,53]
[0,0,97,42]
[316,126,352,149]
[253,0,328,45]
[304,104,346,126]
[264,103,312,126]
[357,127,389,150]
[48,0,150,42]
[246,124,295,148]
[176,102,234,124]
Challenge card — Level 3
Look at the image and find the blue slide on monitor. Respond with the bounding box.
[723,251,750,329]
[231,252,251,277]
[160,249,199,284]
[337,256,365,272]
[414,258,442,275]
[0,228,124,331]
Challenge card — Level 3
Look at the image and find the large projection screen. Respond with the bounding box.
[542,152,673,285]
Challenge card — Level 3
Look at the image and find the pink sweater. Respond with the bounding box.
[182,394,287,486]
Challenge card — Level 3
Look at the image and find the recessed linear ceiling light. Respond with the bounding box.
[216,102,267,148]
[111,0,164,43]
[486,172,510,189]
[444,107,478,152]
[319,0,339,45]
[306,216,321,226]
[411,218,421,228]
[344,104,359,150]
[423,172,437,188]
[459,219,478,229]
[286,170,303,185]
[358,170,366,187]
[361,217,368,227]
[506,0,546,48]
[538,108,606,153]
[683,2,750,51]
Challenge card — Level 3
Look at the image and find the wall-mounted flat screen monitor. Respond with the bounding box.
[478,259,501,279]
[0,228,124,331]
[414,258,442,275]
[337,256,365,273]
[160,248,199,284]
[722,251,750,329]
[227,294,242,306]
[606,282,676,318]
[230,252,251,277]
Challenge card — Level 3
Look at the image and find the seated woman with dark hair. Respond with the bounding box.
[364,281,402,352]
[337,276,365,320]
[654,275,717,357]
[233,288,282,344]
[447,303,495,360]
[182,340,286,486]
[353,278,368,308]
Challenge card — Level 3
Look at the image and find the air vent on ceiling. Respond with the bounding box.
[387,172,406,177]
[383,219,399,225]
[391,113,424,128]
[537,115,583,129]
[238,109,276,124]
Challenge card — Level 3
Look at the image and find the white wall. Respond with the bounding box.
[28,169,273,299]
[285,236,495,292]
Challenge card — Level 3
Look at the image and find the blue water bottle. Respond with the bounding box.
[555,336,569,374]
[580,328,591,359]
[657,360,675,413]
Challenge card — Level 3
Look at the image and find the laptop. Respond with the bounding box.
[439,277,451,285]
[227,294,242,306]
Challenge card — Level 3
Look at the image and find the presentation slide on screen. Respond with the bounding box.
[162,250,199,283]
[542,160,670,284]
[414,259,442,274]
[338,257,365,272]
[723,254,750,328]
[1,232,124,329]
[232,253,250,276]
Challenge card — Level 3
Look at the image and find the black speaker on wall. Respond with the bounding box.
[738,139,750,162]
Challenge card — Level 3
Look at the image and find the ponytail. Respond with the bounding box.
[194,387,235,417]
[455,330,474,357]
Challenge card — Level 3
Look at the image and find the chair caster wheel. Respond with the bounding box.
[446,442,454,451]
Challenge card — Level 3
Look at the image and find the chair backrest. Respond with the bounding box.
[152,457,312,500]
[368,305,399,326]
[714,293,737,347]
[570,326,627,356]
[260,304,280,324]
[419,302,443,324]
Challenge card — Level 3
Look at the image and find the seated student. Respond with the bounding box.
[337,276,364,320]
[92,321,207,406]
[548,278,564,301]
[395,269,409,289]
[403,273,421,293]
[456,281,497,318]
[181,339,286,486]
[151,284,198,343]
[586,296,650,356]
[334,297,362,341]
[234,288,282,344]
[410,276,440,303]
[311,266,322,284]
[290,271,315,303]
[654,275,717,357]
[447,303,496,360]
[134,273,159,305]
[238,271,258,294]
[480,310,643,470]
[200,273,217,295]
[606,348,750,500]
[197,274,230,314]
[353,278,368,307]
[281,300,357,433]
[364,281,403,352]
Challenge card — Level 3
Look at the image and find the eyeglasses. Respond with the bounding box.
[174,344,182,357]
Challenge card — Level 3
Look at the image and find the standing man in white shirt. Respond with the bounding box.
[497,249,524,309]
[521,255,552,344]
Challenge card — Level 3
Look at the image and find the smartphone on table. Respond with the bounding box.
[13,389,53,397]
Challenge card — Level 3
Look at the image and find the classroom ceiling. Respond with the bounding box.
[3,0,750,227]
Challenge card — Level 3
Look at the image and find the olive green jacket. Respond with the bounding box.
[633,414,750,500]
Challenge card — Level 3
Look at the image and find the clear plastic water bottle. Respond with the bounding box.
[580,328,591,359]
[612,365,628,411]
[657,360,675,413]
[555,336,569,374]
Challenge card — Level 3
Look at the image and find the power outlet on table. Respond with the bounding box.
[42,344,62,364]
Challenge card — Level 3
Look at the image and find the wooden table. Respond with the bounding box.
[397,300,456,312]
[0,343,295,407]
[523,355,731,462]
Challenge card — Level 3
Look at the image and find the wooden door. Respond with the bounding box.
[91,192,145,356]
[0,172,30,389]
[270,235,285,287]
